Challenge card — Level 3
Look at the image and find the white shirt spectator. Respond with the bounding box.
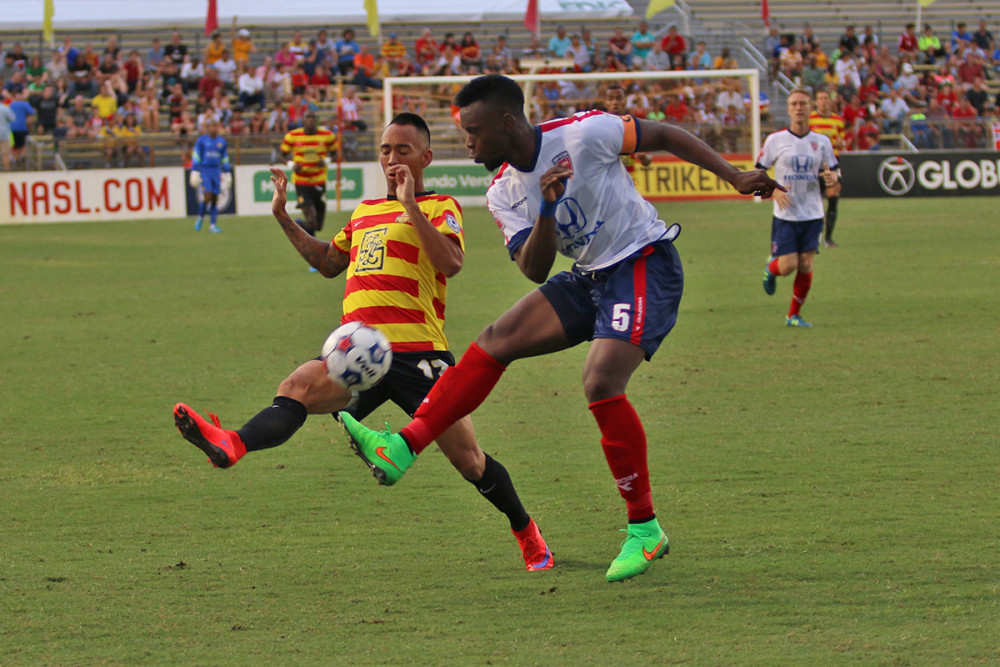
[213,56,237,84]
[181,60,205,83]
[880,95,909,120]
[716,88,743,112]
[835,56,861,89]
[644,45,671,71]
[238,71,264,95]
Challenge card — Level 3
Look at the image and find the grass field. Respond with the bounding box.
[1,197,998,665]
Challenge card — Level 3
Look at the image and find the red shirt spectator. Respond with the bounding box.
[415,29,439,67]
[898,25,918,55]
[855,119,880,150]
[663,96,689,122]
[936,84,958,112]
[660,26,688,59]
[198,69,223,101]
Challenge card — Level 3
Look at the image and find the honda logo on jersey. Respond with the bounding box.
[792,155,814,173]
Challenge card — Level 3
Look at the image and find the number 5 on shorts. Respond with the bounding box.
[611,303,632,332]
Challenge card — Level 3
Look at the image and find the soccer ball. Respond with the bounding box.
[321,322,393,391]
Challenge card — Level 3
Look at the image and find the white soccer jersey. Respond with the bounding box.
[487,111,678,273]
[756,129,838,222]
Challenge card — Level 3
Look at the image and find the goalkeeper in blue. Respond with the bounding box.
[191,118,231,233]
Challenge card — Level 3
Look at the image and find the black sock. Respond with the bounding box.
[826,197,839,239]
[237,396,308,452]
[469,454,531,531]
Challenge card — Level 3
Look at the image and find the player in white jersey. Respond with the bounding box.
[341,74,781,582]
[757,88,839,327]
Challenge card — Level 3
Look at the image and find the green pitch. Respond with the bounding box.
[1,197,998,664]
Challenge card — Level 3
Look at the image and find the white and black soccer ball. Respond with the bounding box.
[321,322,393,391]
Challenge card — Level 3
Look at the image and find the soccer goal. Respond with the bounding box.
[380,68,763,158]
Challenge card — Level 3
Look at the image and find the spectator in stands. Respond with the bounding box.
[600,50,629,73]
[717,79,743,114]
[171,109,194,137]
[898,23,919,58]
[459,32,482,71]
[435,44,463,77]
[580,29,598,65]
[872,45,899,90]
[268,101,288,133]
[951,95,982,147]
[0,101,18,170]
[255,56,274,85]
[122,50,143,94]
[663,92,690,123]
[765,27,782,73]
[91,81,118,122]
[98,113,123,165]
[863,26,879,47]
[181,56,205,93]
[229,106,247,135]
[271,63,292,101]
[919,24,945,64]
[567,34,593,72]
[67,95,93,137]
[290,63,309,96]
[145,38,164,73]
[972,20,994,53]
[780,40,805,81]
[139,87,160,132]
[661,25,688,69]
[167,82,187,119]
[196,102,220,134]
[302,40,325,78]
[855,115,880,150]
[835,51,861,98]
[381,33,409,76]
[951,22,974,53]
[439,32,459,55]
[202,32,224,67]
[24,55,45,86]
[215,51,238,91]
[521,34,545,60]
[309,64,332,101]
[59,36,80,70]
[102,36,120,63]
[691,41,713,71]
[414,29,438,71]
[46,50,68,82]
[957,52,985,90]
[721,103,744,151]
[211,87,233,125]
[966,77,990,115]
[894,62,920,96]
[164,32,188,68]
[232,26,257,68]
[288,31,308,63]
[4,90,33,165]
[842,92,866,132]
[802,54,826,92]
[316,29,336,58]
[631,21,655,67]
[352,45,382,91]
[645,41,671,71]
[339,85,367,131]
[247,107,267,135]
[33,85,59,134]
[96,53,119,87]
[548,26,572,58]
[839,25,859,56]
[275,42,297,70]
[159,56,182,97]
[880,87,909,133]
[334,29,361,77]
[490,35,515,73]
[198,66,223,102]
[119,112,144,166]
[923,97,951,148]
[713,46,738,70]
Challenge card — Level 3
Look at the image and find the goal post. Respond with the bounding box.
[381,68,762,158]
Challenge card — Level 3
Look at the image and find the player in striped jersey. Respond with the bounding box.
[173,113,552,572]
[808,90,845,247]
[341,74,781,582]
[280,110,337,236]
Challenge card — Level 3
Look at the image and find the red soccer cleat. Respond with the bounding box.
[512,518,554,571]
[173,403,247,468]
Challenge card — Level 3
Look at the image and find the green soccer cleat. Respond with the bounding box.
[606,518,669,583]
[786,314,812,327]
[340,412,416,486]
[762,260,776,296]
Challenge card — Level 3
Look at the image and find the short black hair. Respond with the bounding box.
[389,112,431,146]
[454,74,523,113]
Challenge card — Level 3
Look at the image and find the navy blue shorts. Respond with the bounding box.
[771,217,823,257]
[539,240,683,360]
[200,169,222,195]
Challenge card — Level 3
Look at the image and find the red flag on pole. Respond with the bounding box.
[761,0,770,27]
[205,0,218,36]
[524,0,540,35]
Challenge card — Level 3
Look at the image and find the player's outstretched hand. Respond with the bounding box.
[731,168,785,199]
[270,167,288,212]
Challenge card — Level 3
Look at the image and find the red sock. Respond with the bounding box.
[589,395,654,522]
[789,271,812,317]
[401,342,506,454]
[768,258,781,275]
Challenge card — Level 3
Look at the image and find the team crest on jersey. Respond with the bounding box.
[552,151,573,172]
[355,227,388,273]
[445,212,461,234]
[810,141,818,151]
[395,213,411,224]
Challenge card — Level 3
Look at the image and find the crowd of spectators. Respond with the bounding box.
[766,19,1000,149]
[2,17,998,168]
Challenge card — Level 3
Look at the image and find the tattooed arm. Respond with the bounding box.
[270,167,349,278]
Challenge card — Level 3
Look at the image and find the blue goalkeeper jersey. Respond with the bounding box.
[192,134,230,173]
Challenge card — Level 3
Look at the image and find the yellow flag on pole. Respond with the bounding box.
[364,0,380,39]
[918,0,937,6]
[645,0,676,19]
[43,0,55,47]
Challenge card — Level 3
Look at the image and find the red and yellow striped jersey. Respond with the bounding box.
[333,194,464,353]
[280,127,338,186]
[808,112,846,154]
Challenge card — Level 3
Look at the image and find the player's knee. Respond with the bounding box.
[582,370,627,403]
